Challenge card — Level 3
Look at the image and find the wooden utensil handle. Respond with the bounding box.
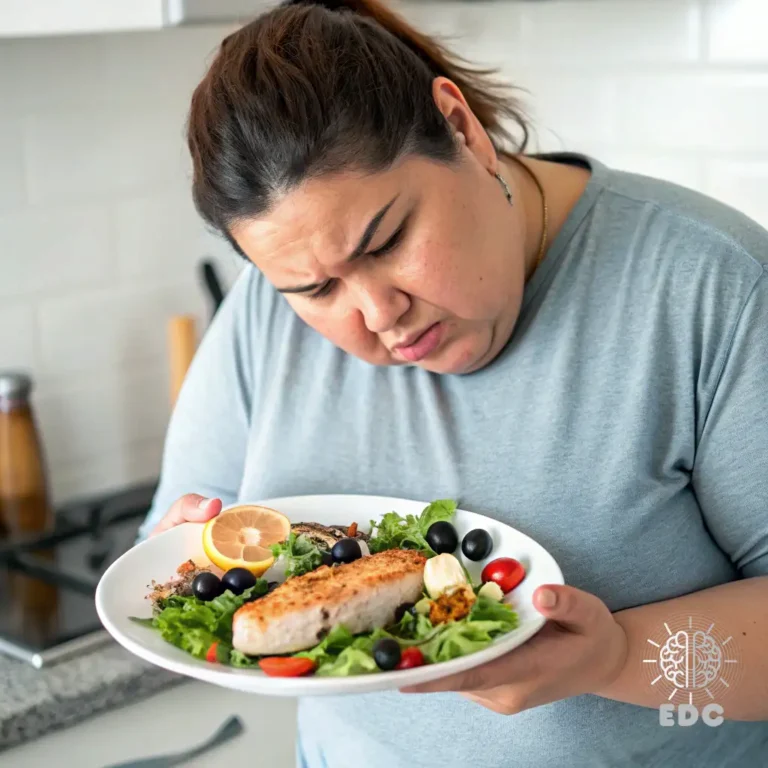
[168,315,197,408]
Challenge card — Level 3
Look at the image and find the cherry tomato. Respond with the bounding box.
[205,642,219,663]
[258,657,316,677]
[395,647,425,670]
[481,557,525,593]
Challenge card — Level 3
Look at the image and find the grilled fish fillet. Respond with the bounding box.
[232,549,426,655]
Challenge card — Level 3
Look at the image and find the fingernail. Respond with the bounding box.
[538,589,557,609]
[198,497,211,510]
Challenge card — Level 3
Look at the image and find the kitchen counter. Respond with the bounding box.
[0,639,181,751]
[3,678,297,767]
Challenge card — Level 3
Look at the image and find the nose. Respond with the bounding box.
[348,278,410,334]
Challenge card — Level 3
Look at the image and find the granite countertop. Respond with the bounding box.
[0,641,181,752]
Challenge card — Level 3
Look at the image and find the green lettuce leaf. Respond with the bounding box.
[315,647,379,677]
[417,598,519,663]
[229,648,261,668]
[294,626,385,677]
[469,596,519,626]
[296,625,356,666]
[271,533,325,578]
[132,580,269,660]
[368,499,457,557]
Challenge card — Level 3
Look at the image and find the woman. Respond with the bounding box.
[140,1,768,765]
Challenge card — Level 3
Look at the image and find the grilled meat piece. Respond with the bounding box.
[291,521,369,550]
[146,559,212,608]
[232,549,426,655]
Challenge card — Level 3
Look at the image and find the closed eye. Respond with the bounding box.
[369,217,408,258]
[308,280,335,300]
[307,216,410,300]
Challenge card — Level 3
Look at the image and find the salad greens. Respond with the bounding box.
[270,533,325,578]
[133,585,519,674]
[297,626,381,676]
[290,595,518,676]
[368,499,457,557]
[131,581,269,665]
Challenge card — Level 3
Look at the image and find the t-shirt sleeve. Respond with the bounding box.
[693,265,768,578]
[136,266,258,540]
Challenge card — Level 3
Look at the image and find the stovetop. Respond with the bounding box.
[0,482,156,667]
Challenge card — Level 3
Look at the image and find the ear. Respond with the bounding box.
[431,77,497,173]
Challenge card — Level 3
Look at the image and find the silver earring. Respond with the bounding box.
[495,171,513,205]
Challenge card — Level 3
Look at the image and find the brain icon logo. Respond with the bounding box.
[646,615,738,704]
[659,629,723,689]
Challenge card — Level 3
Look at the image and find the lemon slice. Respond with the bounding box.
[202,505,291,576]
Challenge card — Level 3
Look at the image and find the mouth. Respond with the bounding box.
[392,322,444,362]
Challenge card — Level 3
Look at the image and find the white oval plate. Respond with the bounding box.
[96,495,564,697]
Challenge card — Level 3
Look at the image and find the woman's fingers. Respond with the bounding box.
[150,494,223,537]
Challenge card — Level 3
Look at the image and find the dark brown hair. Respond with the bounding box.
[187,0,530,246]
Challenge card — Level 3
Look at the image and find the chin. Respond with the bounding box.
[418,336,490,375]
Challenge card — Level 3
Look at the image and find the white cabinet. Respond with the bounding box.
[0,0,169,36]
[0,0,266,37]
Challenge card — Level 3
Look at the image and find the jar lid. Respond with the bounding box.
[0,371,33,401]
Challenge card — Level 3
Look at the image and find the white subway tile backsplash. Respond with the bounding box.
[0,41,27,111]
[516,0,702,66]
[49,438,163,505]
[706,159,768,229]
[396,2,461,37]
[0,120,25,211]
[0,304,37,372]
[103,26,231,110]
[13,36,109,111]
[617,73,768,152]
[706,0,768,63]
[399,2,522,60]
[37,280,206,376]
[593,150,707,193]
[513,71,620,148]
[35,365,170,469]
[114,189,203,279]
[24,109,188,206]
[0,204,113,298]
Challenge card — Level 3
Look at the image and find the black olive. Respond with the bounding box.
[221,567,257,596]
[394,602,415,623]
[425,521,459,555]
[331,538,362,564]
[321,550,334,567]
[192,571,223,602]
[372,638,401,671]
[461,529,493,561]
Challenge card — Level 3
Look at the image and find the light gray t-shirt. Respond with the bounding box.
[140,154,768,767]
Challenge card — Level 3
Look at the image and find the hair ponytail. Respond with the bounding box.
[289,0,529,149]
[188,0,530,237]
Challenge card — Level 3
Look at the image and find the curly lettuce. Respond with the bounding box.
[270,532,325,578]
[368,499,457,557]
[130,581,268,664]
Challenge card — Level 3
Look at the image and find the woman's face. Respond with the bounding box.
[231,83,528,375]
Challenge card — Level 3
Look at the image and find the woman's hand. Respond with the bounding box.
[149,494,223,537]
[402,585,628,715]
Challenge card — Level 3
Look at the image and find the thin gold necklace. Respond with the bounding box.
[499,154,549,279]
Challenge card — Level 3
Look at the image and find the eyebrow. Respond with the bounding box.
[276,196,399,294]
